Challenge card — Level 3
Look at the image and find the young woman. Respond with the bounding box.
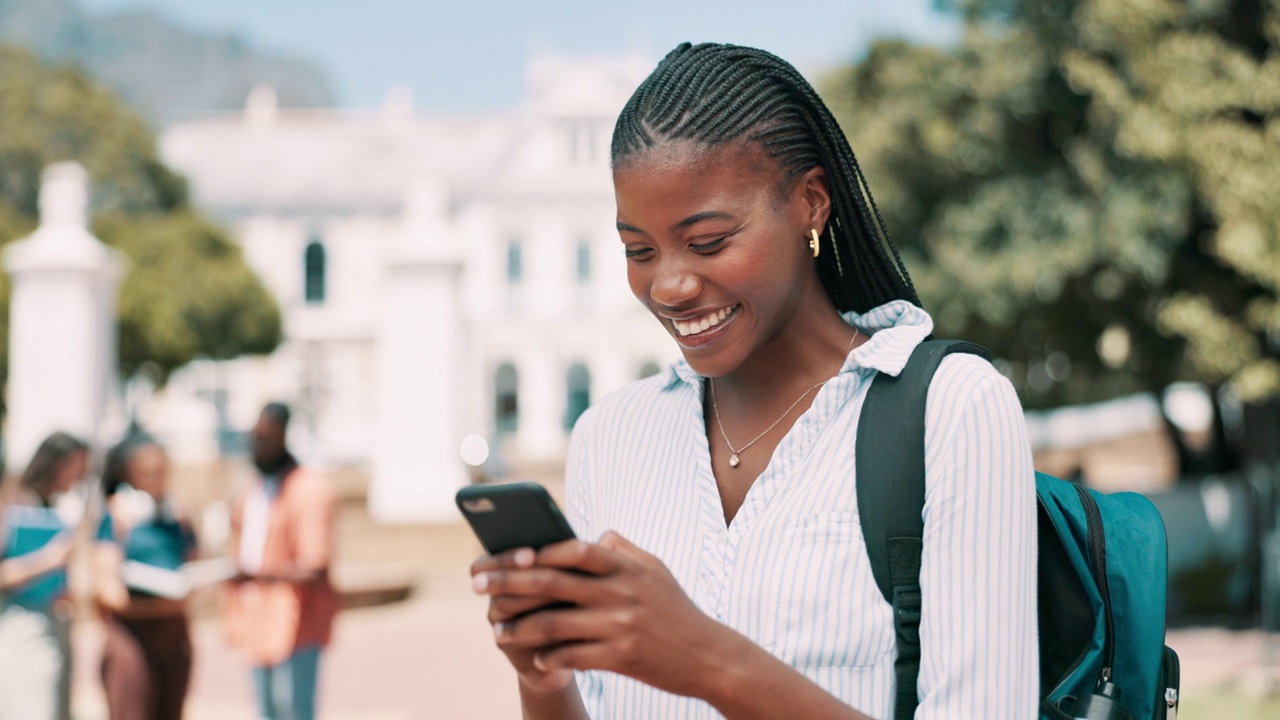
[0,431,123,720]
[100,433,197,720]
[471,43,1037,719]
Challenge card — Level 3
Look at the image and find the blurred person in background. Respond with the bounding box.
[222,403,339,720]
[0,431,126,720]
[99,433,196,720]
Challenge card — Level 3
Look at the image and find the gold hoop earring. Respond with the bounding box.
[808,228,821,258]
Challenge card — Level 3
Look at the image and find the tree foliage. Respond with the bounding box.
[0,45,280,385]
[822,0,1279,408]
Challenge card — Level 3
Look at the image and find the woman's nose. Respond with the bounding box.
[649,257,703,309]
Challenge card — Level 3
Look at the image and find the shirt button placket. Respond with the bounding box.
[712,529,738,623]
[696,530,724,618]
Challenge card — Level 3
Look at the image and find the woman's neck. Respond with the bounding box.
[715,300,860,405]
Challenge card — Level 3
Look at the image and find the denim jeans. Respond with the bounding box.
[251,645,322,720]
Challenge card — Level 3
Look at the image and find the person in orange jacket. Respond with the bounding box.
[222,403,339,720]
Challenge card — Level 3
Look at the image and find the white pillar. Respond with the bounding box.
[5,163,125,468]
[518,351,564,462]
[369,178,467,523]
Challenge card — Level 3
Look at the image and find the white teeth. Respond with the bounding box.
[672,306,735,337]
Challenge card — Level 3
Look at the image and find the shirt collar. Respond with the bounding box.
[662,299,934,389]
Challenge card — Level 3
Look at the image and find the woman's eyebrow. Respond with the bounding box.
[674,210,733,229]
[617,211,735,236]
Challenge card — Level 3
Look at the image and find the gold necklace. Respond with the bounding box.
[709,328,860,468]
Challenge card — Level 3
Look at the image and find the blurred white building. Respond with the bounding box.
[149,54,676,513]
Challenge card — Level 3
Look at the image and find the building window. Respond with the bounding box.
[506,240,523,285]
[495,362,519,434]
[564,363,591,431]
[567,119,598,164]
[304,238,326,304]
[638,360,661,379]
[576,240,591,283]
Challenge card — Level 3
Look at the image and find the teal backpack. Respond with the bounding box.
[856,340,1182,720]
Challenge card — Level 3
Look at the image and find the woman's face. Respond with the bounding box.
[127,445,169,501]
[614,140,831,378]
[53,450,88,495]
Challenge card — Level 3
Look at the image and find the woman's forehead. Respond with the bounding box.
[614,138,776,177]
[613,140,787,211]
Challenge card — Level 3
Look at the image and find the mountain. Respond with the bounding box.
[0,0,335,125]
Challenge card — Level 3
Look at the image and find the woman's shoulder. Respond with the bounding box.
[572,369,684,438]
[2,499,58,526]
[925,350,1024,437]
[932,350,1009,391]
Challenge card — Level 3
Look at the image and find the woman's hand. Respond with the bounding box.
[93,542,130,614]
[0,533,73,591]
[35,533,75,573]
[472,531,732,700]
[472,546,577,693]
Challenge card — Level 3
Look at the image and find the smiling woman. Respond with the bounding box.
[470,42,1037,720]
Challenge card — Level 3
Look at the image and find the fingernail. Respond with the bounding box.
[514,548,535,567]
[472,573,489,593]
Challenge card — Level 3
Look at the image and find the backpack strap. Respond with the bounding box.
[856,339,988,719]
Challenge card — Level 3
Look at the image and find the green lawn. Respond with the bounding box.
[1178,688,1280,719]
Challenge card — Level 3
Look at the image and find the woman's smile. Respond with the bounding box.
[666,304,740,339]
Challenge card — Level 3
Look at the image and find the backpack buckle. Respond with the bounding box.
[892,585,923,652]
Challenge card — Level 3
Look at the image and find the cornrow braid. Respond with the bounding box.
[611,42,921,313]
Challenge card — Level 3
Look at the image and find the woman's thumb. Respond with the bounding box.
[599,530,645,558]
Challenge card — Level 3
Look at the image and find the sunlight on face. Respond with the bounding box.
[127,444,169,500]
[53,450,88,495]
[613,140,828,378]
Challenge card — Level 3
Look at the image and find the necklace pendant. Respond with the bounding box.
[729,453,740,468]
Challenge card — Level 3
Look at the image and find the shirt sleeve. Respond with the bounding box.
[563,407,597,543]
[564,409,604,718]
[293,473,335,572]
[916,355,1038,719]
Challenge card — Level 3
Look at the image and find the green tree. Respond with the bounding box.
[821,0,1279,414]
[0,45,280,389]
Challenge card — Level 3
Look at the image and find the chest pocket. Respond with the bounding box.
[761,511,894,668]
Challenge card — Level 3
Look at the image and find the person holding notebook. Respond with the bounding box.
[99,432,197,720]
[0,432,123,720]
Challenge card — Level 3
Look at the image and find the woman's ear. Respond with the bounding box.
[797,166,832,231]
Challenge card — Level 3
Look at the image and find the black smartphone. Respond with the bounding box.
[456,481,577,555]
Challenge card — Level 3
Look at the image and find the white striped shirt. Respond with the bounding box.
[565,301,1038,719]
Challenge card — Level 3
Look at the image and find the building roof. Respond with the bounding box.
[160,53,651,217]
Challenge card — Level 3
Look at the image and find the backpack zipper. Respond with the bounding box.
[1072,483,1116,681]
[1161,645,1180,719]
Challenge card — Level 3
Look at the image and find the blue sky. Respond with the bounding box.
[77,0,960,109]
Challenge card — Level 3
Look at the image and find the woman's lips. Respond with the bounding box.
[666,305,739,348]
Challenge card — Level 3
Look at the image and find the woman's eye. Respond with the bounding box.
[690,237,726,253]
[624,246,653,259]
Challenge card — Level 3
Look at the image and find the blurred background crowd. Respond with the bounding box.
[0,0,1276,717]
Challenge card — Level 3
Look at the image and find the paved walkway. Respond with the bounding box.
[73,573,521,719]
[70,588,1280,719]
[65,507,1280,719]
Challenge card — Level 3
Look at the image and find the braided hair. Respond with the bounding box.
[611,42,920,313]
